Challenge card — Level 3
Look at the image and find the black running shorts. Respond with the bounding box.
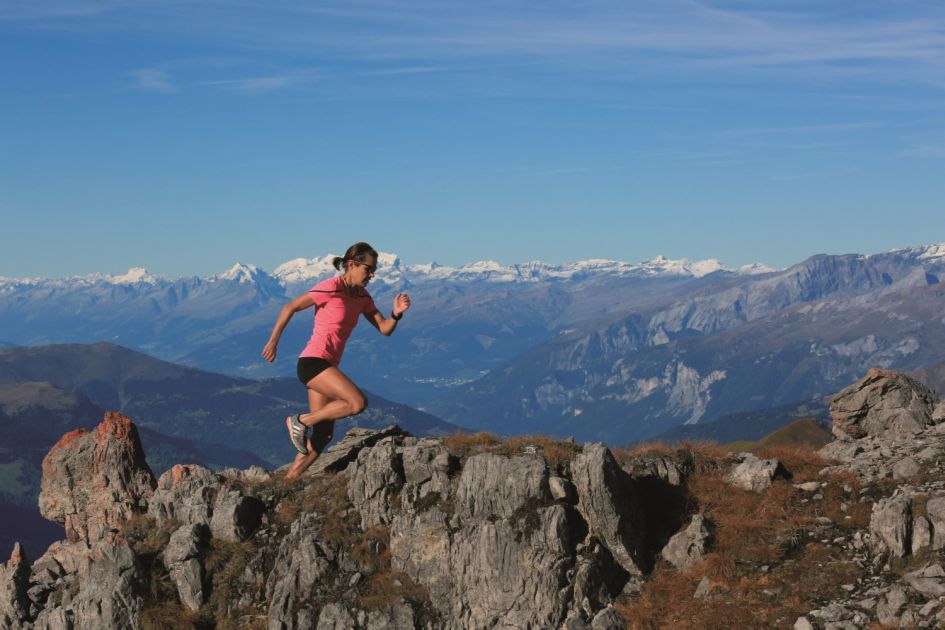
[297,357,333,385]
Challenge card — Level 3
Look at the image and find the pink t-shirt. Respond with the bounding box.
[300,276,378,365]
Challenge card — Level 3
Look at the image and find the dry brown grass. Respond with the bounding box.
[358,570,430,611]
[619,440,867,628]
[139,601,206,630]
[274,472,359,546]
[352,526,392,574]
[442,431,582,470]
[755,443,826,482]
[441,432,502,461]
[122,514,179,557]
[500,435,582,468]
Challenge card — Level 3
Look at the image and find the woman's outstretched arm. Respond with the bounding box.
[262,293,316,362]
[364,292,411,336]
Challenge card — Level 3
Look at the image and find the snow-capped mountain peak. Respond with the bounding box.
[110,267,159,285]
[215,263,264,284]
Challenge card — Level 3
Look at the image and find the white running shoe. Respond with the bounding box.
[286,414,309,455]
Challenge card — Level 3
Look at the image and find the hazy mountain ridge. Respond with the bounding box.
[2,243,943,440]
[429,254,945,442]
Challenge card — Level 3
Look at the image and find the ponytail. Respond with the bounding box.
[333,242,378,272]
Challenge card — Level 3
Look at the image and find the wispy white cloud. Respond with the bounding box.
[771,167,858,181]
[9,0,945,88]
[131,68,176,93]
[198,75,301,92]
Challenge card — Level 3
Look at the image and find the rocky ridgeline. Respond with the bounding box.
[2,369,945,629]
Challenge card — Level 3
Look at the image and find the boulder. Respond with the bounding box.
[876,585,909,625]
[925,496,945,550]
[912,516,932,554]
[209,486,265,542]
[590,606,625,630]
[164,524,209,611]
[903,563,945,597]
[829,369,937,440]
[148,464,222,527]
[571,444,647,578]
[661,514,712,570]
[869,495,912,558]
[933,401,945,424]
[39,413,156,544]
[725,453,789,492]
[0,543,30,627]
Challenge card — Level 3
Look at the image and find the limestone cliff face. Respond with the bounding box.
[5,368,945,629]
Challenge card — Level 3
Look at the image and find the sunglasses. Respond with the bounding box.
[351,261,377,275]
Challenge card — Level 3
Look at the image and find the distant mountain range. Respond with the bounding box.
[0,252,770,406]
[428,245,945,442]
[2,244,944,444]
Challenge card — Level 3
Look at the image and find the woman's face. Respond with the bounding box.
[347,255,378,287]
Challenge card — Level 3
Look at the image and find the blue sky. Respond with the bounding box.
[2,1,943,278]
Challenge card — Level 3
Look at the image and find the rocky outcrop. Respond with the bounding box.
[39,412,156,544]
[829,369,938,440]
[12,368,945,629]
[0,544,30,627]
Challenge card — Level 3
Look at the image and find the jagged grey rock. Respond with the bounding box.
[590,606,625,630]
[830,369,937,440]
[869,495,912,557]
[391,450,576,629]
[924,496,945,550]
[932,401,945,424]
[621,451,693,486]
[549,476,577,503]
[571,543,627,618]
[660,514,711,570]
[266,513,335,630]
[67,540,147,630]
[892,456,920,480]
[39,413,156,544]
[348,437,406,528]
[454,453,549,520]
[903,563,945,597]
[793,616,814,630]
[876,585,908,625]
[164,524,208,611]
[309,425,408,475]
[725,453,789,492]
[0,543,30,628]
[571,444,646,578]
[912,516,932,554]
[148,464,222,527]
[316,603,356,629]
[210,486,265,542]
[693,576,711,600]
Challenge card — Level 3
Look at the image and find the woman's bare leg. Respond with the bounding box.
[296,367,367,427]
[286,389,336,480]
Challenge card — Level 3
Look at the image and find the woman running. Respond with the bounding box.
[262,242,411,480]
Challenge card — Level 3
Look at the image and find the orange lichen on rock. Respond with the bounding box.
[96,411,135,442]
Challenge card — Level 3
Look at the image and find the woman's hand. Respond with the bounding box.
[262,340,278,363]
[393,293,411,317]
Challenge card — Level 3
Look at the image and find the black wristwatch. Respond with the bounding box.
[391,310,403,321]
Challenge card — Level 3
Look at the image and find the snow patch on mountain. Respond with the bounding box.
[109,268,160,285]
[213,263,265,284]
[917,243,945,261]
